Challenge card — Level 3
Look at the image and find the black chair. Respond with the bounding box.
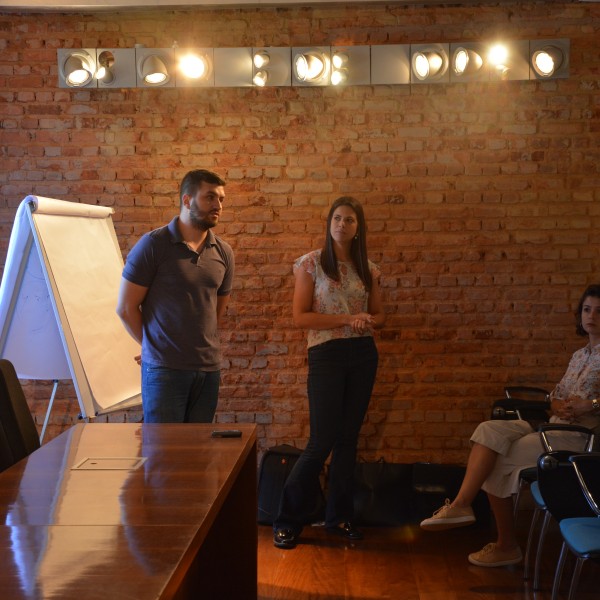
[0,358,40,472]
[551,453,600,600]
[522,424,595,590]
[490,385,552,519]
[491,385,551,424]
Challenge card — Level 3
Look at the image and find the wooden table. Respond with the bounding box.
[0,422,257,599]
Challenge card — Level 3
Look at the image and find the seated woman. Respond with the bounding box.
[420,283,600,567]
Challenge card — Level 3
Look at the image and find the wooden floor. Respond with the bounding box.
[257,510,600,600]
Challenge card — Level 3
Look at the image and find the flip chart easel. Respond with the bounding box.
[0,196,142,439]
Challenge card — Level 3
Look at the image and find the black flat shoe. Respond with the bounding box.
[326,522,364,541]
[273,528,298,549]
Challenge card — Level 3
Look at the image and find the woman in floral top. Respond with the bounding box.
[273,196,386,549]
[420,284,600,568]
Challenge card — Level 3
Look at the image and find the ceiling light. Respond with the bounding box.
[65,57,93,86]
[414,52,442,79]
[179,53,209,80]
[253,51,270,69]
[453,47,482,76]
[529,39,570,80]
[253,70,268,87]
[175,48,216,87]
[96,50,114,84]
[331,51,348,86]
[488,43,508,67]
[95,48,136,88]
[330,46,371,86]
[410,44,449,83]
[331,69,347,86]
[488,43,509,77]
[292,47,331,85]
[449,44,488,82]
[488,41,530,81]
[295,53,326,81]
[251,47,291,87]
[58,50,97,88]
[142,55,169,84]
[135,47,175,88]
[332,52,348,70]
[532,49,560,76]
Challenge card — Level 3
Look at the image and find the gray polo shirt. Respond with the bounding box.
[122,217,234,371]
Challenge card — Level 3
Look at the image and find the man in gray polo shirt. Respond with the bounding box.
[116,169,234,423]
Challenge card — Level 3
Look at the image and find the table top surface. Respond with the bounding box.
[0,422,257,600]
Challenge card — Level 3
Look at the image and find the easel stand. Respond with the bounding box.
[0,196,142,425]
[39,379,59,444]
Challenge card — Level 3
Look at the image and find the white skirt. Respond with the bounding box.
[470,419,588,498]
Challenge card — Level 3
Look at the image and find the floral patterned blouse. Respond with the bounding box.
[550,342,600,429]
[294,249,381,349]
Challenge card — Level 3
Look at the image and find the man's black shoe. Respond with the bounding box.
[325,522,364,540]
[273,528,298,549]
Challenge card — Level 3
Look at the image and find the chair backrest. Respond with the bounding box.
[504,386,551,403]
[0,359,40,472]
[539,423,595,453]
[570,453,600,517]
[491,385,551,426]
[537,450,596,522]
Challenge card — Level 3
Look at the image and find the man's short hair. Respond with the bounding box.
[180,169,226,206]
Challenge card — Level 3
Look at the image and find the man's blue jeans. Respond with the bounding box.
[141,363,220,423]
[274,336,379,532]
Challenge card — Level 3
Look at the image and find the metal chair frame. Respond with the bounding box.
[551,453,600,600]
[522,424,595,590]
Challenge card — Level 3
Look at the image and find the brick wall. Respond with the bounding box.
[1,3,599,464]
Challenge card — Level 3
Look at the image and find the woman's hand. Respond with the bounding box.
[349,312,374,334]
[552,394,593,421]
[551,397,571,420]
[567,394,595,419]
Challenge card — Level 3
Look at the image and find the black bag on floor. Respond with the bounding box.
[257,444,326,525]
[353,458,413,526]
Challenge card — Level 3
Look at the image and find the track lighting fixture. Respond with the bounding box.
[57,39,569,89]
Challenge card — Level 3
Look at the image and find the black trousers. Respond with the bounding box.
[274,336,379,532]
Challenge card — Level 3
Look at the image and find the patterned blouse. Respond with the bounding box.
[550,343,600,429]
[294,249,381,349]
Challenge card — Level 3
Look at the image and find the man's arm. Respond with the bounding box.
[116,278,148,346]
[216,293,230,325]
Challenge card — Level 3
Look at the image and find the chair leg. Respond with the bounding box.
[567,557,586,600]
[552,542,569,600]
[513,482,526,520]
[533,511,551,590]
[524,506,542,580]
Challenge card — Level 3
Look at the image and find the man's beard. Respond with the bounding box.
[189,202,217,231]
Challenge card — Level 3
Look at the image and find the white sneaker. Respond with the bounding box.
[420,499,476,531]
[468,542,522,567]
